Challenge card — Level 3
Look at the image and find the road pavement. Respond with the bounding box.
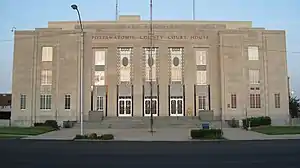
[0,139,300,168]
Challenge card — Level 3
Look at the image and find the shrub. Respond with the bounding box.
[227,118,239,128]
[63,121,73,128]
[242,116,271,129]
[190,129,223,139]
[34,123,44,127]
[99,134,114,140]
[75,134,83,139]
[75,134,88,139]
[44,120,59,129]
[89,133,98,139]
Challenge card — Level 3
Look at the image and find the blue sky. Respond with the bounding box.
[0,0,299,96]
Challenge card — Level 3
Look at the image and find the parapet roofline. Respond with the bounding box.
[48,20,252,24]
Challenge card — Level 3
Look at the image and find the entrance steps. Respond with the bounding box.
[79,117,229,129]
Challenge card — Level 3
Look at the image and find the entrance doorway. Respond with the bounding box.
[170,98,184,116]
[118,97,132,117]
[96,96,104,112]
[144,98,158,116]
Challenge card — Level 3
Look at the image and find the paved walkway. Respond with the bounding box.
[222,128,300,140]
[23,128,78,140]
[23,127,300,141]
[23,127,192,141]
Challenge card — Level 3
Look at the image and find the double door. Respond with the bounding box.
[144,98,158,116]
[170,98,184,116]
[118,98,132,117]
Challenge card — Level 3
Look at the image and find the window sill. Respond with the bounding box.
[40,109,52,112]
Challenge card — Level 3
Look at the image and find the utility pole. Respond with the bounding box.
[149,0,154,134]
[193,0,195,20]
[71,4,84,135]
[115,0,119,20]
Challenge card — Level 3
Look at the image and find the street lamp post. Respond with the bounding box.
[71,4,84,135]
[149,0,154,134]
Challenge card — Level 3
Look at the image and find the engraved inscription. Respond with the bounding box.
[92,35,208,40]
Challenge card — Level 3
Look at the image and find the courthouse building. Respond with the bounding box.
[11,15,289,126]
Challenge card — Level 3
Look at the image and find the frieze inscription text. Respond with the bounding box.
[92,35,208,40]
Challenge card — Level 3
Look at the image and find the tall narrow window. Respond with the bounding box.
[196,71,207,85]
[196,50,207,65]
[64,94,71,110]
[250,94,261,108]
[42,47,53,62]
[40,94,52,110]
[231,94,237,109]
[119,47,132,82]
[248,46,259,60]
[249,69,260,84]
[170,47,183,81]
[144,47,158,81]
[275,93,280,108]
[198,96,206,110]
[96,96,104,111]
[20,94,26,110]
[95,50,106,65]
[41,70,52,85]
[94,71,105,86]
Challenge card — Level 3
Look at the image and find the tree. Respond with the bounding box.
[289,96,300,118]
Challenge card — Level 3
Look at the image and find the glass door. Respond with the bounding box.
[170,98,184,116]
[144,98,158,116]
[118,98,132,117]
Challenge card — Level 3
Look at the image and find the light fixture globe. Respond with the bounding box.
[71,4,78,10]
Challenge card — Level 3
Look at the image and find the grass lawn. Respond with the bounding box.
[252,126,300,135]
[0,134,25,139]
[0,126,56,136]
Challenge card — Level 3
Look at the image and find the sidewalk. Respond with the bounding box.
[23,127,300,141]
[222,128,300,140]
[22,127,191,141]
[23,128,78,140]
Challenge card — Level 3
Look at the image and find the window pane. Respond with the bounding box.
[170,47,183,82]
[41,70,52,85]
[94,71,105,86]
[40,95,44,109]
[231,94,237,109]
[40,95,51,110]
[42,47,53,62]
[171,67,182,81]
[97,96,104,111]
[250,94,255,108]
[197,71,206,85]
[275,93,280,108]
[171,100,176,114]
[46,95,52,109]
[177,100,183,114]
[20,94,26,110]
[65,95,71,110]
[255,94,261,108]
[248,46,259,60]
[126,100,131,114]
[196,50,206,65]
[119,48,132,82]
[249,69,259,84]
[119,100,124,114]
[95,50,105,65]
[198,96,206,110]
[152,100,157,114]
[120,68,130,82]
[145,100,150,114]
[145,67,156,81]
